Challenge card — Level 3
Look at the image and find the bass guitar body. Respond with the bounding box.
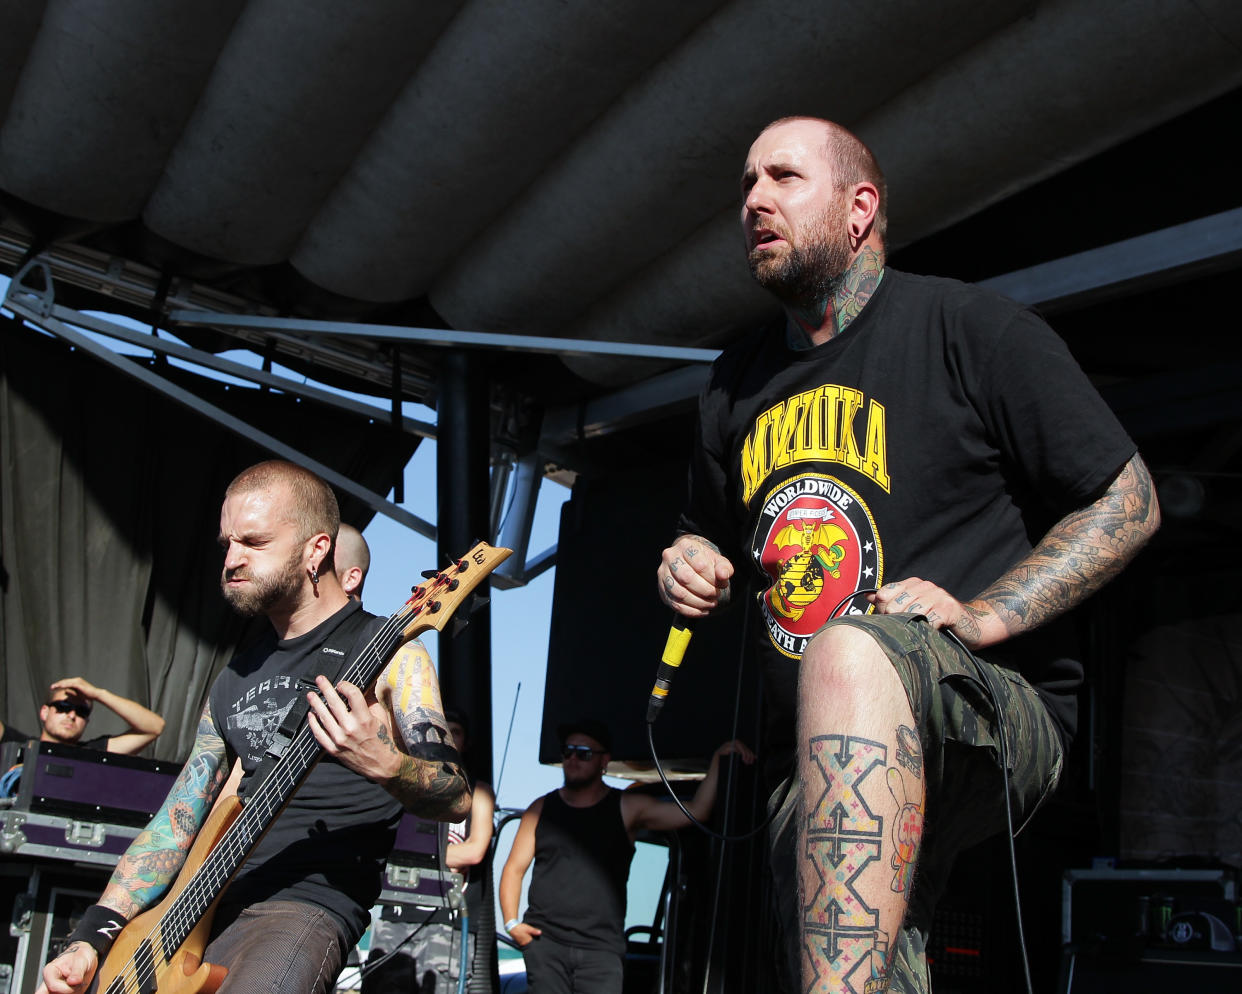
[92,798,240,994]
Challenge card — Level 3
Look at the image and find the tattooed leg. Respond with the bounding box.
[798,625,923,994]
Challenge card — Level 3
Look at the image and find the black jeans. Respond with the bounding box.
[521,934,623,994]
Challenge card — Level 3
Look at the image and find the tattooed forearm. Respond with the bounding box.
[104,705,227,915]
[375,642,470,819]
[968,453,1160,643]
[386,753,471,820]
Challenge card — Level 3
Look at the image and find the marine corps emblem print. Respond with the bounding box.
[751,473,881,659]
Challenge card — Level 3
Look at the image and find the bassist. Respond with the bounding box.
[38,460,471,994]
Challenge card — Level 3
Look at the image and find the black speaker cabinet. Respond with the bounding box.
[542,463,756,776]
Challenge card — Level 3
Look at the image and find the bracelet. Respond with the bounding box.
[504,918,520,933]
[67,904,129,957]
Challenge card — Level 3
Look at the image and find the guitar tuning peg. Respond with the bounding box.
[448,614,470,638]
[420,569,439,579]
[469,594,490,614]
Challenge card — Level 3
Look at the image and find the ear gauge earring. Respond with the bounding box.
[311,565,320,585]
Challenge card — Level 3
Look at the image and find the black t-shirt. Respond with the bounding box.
[208,600,403,945]
[525,788,634,953]
[680,269,1136,765]
[1,726,109,750]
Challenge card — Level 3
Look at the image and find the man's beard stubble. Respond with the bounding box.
[748,201,852,308]
[221,546,305,617]
[562,767,598,790]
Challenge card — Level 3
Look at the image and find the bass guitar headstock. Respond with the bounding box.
[396,540,512,641]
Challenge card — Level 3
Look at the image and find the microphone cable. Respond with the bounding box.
[940,625,1034,994]
[646,594,791,844]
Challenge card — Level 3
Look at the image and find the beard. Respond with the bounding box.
[221,546,305,617]
[562,767,598,790]
[748,200,852,307]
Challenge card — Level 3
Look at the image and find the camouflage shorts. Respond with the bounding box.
[364,917,473,994]
[767,614,1065,994]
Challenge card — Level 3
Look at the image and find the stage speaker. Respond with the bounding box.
[541,461,756,776]
[1059,944,1242,992]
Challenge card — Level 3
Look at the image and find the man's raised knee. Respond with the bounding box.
[801,620,893,691]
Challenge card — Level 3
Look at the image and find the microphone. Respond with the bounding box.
[647,618,694,724]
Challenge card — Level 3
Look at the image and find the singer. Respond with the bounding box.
[657,117,1160,993]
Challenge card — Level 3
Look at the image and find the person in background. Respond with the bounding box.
[1,677,165,755]
[336,522,371,601]
[500,719,753,994]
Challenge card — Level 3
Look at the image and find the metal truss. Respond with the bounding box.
[4,260,438,540]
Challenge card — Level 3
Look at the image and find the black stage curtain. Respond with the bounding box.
[0,315,417,760]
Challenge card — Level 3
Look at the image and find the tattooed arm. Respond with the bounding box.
[308,640,470,821]
[36,703,229,994]
[870,453,1161,649]
[103,701,229,913]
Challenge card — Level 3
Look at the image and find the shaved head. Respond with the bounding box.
[335,523,371,599]
[225,460,340,572]
[760,116,887,241]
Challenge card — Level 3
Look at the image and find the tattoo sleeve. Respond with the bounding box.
[103,703,228,917]
[971,453,1160,641]
[377,641,471,820]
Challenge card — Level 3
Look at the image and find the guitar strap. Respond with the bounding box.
[236,605,376,801]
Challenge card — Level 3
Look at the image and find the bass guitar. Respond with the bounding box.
[90,540,511,994]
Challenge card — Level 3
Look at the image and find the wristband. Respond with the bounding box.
[67,904,129,957]
[504,918,520,933]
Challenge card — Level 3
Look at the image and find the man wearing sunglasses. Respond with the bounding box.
[1,676,165,755]
[500,718,753,993]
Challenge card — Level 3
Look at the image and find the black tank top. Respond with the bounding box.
[525,787,634,952]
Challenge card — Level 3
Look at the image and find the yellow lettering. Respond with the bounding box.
[770,394,807,471]
[861,400,889,492]
[740,408,773,503]
[808,385,839,462]
[738,387,889,500]
[836,388,864,472]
